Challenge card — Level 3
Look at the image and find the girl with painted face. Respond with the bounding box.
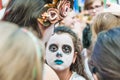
[45,26,89,80]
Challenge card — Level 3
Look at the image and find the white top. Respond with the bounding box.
[69,72,86,80]
[81,48,94,80]
[0,8,5,20]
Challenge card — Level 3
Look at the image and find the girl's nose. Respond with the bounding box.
[56,52,62,58]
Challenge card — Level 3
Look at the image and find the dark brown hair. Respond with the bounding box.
[2,0,45,38]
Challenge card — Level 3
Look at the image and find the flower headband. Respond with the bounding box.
[37,0,72,27]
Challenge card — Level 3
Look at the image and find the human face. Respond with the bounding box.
[88,0,103,16]
[46,33,76,71]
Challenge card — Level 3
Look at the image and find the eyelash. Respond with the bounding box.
[62,45,72,54]
[49,44,58,52]
[49,44,72,54]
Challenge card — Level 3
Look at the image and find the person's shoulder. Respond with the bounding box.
[43,63,60,80]
[70,72,86,80]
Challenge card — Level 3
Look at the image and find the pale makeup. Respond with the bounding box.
[46,33,75,71]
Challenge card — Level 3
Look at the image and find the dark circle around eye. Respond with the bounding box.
[49,44,58,52]
[62,45,72,54]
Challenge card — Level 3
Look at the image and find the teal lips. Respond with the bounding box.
[54,60,63,65]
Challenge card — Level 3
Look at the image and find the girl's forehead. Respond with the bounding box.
[51,33,72,39]
[47,33,74,45]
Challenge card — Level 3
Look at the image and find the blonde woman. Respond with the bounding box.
[0,21,44,80]
[92,12,120,46]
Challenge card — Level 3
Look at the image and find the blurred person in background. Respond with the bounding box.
[89,27,120,80]
[82,0,105,62]
[92,12,120,47]
[0,21,44,80]
[37,0,74,44]
[84,0,104,18]
[82,0,104,51]
[2,0,45,38]
[1,0,63,79]
[82,3,120,80]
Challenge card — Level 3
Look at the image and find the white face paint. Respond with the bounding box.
[46,33,75,71]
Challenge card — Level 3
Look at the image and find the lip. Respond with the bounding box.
[54,60,64,65]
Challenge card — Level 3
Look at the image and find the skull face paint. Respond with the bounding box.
[46,33,75,71]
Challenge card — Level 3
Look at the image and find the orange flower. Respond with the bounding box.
[47,8,60,23]
[57,0,71,19]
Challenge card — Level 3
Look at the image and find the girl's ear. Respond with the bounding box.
[72,52,77,63]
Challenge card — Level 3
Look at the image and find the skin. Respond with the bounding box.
[88,0,103,16]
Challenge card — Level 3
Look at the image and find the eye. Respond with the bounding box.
[49,44,58,52]
[95,5,101,8]
[88,6,94,10]
[62,45,72,54]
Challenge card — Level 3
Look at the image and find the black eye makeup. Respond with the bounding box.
[62,45,72,54]
[49,44,58,52]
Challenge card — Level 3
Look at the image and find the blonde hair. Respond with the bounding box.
[92,12,120,44]
[0,21,44,80]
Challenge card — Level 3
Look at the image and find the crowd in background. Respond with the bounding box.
[0,0,120,80]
